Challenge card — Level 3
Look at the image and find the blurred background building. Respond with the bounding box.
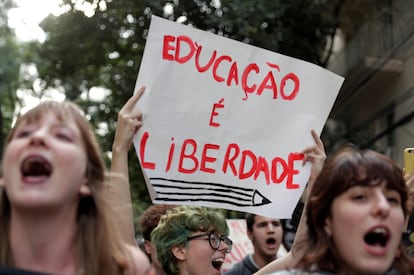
[326,0,414,166]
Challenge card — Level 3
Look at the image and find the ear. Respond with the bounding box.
[172,246,187,261]
[144,240,152,255]
[246,229,253,241]
[0,177,3,187]
[78,178,91,196]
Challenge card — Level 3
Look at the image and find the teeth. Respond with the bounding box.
[373,228,387,234]
[364,228,389,247]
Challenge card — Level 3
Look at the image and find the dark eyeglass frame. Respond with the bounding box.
[186,231,233,253]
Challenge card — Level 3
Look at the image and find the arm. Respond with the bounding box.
[125,244,155,275]
[254,129,326,274]
[110,87,145,245]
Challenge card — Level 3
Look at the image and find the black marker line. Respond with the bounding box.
[150,177,271,207]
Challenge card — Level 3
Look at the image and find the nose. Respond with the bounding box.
[218,239,231,253]
[267,223,276,232]
[372,192,391,217]
[29,128,47,146]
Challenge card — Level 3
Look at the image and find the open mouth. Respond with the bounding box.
[266,237,276,245]
[211,259,224,271]
[21,155,52,178]
[364,227,389,247]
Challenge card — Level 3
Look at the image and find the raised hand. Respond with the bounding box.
[301,129,326,187]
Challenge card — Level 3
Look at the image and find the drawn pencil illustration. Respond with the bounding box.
[151,177,271,207]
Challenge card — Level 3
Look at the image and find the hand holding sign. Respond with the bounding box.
[113,86,145,152]
[301,129,326,188]
[133,16,343,218]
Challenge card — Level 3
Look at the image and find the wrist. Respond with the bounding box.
[112,144,130,157]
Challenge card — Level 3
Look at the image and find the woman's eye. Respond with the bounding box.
[386,194,401,205]
[352,194,366,201]
[55,124,78,142]
[15,129,32,138]
[56,132,72,141]
[53,125,76,141]
[387,197,399,204]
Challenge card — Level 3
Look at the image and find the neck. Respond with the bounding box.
[9,207,79,275]
[252,252,277,269]
[153,264,166,275]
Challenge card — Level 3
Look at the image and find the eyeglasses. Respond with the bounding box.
[186,231,233,253]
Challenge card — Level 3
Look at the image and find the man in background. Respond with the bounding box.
[224,214,284,275]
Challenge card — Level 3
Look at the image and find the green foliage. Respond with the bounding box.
[147,0,339,65]
[0,30,20,130]
[0,0,20,154]
[26,0,341,228]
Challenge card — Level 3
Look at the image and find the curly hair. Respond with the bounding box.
[139,204,176,241]
[151,206,228,275]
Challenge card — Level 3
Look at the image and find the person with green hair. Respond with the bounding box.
[151,205,232,275]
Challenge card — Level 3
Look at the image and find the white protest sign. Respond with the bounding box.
[133,15,344,218]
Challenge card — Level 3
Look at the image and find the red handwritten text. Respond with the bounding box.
[140,131,304,189]
[162,35,300,101]
[209,98,224,127]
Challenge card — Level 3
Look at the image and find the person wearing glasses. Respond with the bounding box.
[151,205,232,275]
[110,86,327,274]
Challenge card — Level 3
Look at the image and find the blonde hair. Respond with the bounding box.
[0,101,130,274]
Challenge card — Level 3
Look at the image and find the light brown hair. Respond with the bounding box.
[0,101,130,274]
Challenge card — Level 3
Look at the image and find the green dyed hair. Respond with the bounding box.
[150,206,228,275]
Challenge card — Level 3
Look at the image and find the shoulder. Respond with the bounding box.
[224,255,257,275]
[124,244,154,275]
[223,261,242,275]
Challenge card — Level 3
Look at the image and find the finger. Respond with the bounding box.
[123,86,145,111]
[302,145,316,154]
[302,152,319,165]
[130,120,143,134]
[405,172,414,183]
[311,129,324,150]
[124,110,143,121]
[301,130,322,153]
[301,144,324,157]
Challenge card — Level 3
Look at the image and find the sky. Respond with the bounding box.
[7,0,106,114]
[8,0,66,42]
[7,0,66,113]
